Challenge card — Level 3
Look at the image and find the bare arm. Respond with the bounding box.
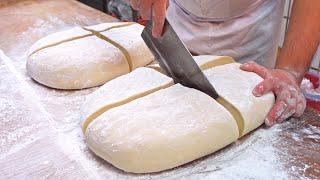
[276,0,320,83]
[240,0,319,126]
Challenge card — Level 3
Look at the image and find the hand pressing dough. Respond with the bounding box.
[86,84,239,173]
[81,67,174,133]
[27,22,154,89]
[204,63,275,136]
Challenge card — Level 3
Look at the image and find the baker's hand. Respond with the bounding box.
[129,0,168,38]
[240,61,306,126]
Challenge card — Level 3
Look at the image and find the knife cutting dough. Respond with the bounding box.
[130,0,319,126]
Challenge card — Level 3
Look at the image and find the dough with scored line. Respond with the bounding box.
[86,84,239,173]
[27,22,153,89]
[81,55,234,132]
[82,55,274,173]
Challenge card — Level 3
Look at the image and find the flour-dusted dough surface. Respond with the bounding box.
[27,36,129,89]
[204,63,275,136]
[81,67,173,133]
[28,27,91,56]
[99,24,154,70]
[86,84,239,173]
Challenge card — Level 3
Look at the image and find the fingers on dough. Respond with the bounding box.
[81,67,174,133]
[204,63,275,136]
[81,56,275,173]
[85,84,239,173]
[27,23,154,89]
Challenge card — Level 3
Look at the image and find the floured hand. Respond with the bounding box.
[240,61,306,126]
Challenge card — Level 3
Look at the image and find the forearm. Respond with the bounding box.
[276,0,320,84]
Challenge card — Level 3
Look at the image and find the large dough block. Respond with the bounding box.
[81,56,275,173]
[86,84,239,173]
[27,22,154,89]
[81,55,232,132]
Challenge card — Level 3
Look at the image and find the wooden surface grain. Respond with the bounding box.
[0,0,319,179]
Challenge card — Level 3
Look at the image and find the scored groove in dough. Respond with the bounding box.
[198,56,235,70]
[83,56,241,134]
[81,68,175,133]
[82,27,133,72]
[216,97,244,137]
[28,23,136,57]
[85,22,136,33]
[28,34,93,57]
[82,81,174,133]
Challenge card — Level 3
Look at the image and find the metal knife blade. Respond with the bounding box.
[141,20,219,99]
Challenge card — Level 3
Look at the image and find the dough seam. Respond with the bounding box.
[82,27,133,72]
[83,80,174,133]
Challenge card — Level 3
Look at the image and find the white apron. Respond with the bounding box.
[167,0,285,68]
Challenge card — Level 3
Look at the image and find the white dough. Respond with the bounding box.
[27,23,154,89]
[204,63,275,136]
[86,84,239,173]
[99,24,154,70]
[28,27,91,56]
[81,67,173,133]
[27,36,129,89]
[81,56,275,173]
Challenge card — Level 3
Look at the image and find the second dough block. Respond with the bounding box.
[27,22,154,89]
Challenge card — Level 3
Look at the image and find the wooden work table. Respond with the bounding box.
[0,1,319,179]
